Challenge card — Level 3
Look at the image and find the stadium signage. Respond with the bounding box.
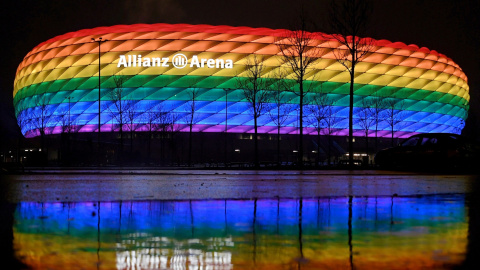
[117,54,234,69]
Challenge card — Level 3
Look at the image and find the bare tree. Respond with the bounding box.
[357,97,376,163]
[14,100,33,164]
[124,99,137,154]
[143,106,163,136]
[328,0,373,167]
[59,101,78,164]
[184,88,201,166]
[268,72,295,165]
[60,97,77,134]
[141,103,161,164]
[166,111,182,165]
[14,101,30,136]
[323,100,341,165]
[383,97,406,146]
[141,102,180,164]
[29,95,56,153]
[107,75,132,155]
[156,108,177,165]
[276,13,321,167]
[236,55,272,168]
[371,94,386,152]
[144,103,182,165]
[307,89,330,165]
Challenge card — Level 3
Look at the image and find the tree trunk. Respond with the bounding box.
[348,67,355,168]
[189,125,193,167]
[147,130,152,165]
[328,135,332,166]
[119,126,123,164]
[161,135,165,165]
[299,83,304,168]
[277,126,281,165]
[317,130,321,166]
[254,117,259,168]
[130,130,133,154]
[41,132,46,165]
[365,130,369,166]
[391,123,394,147]
[41,132,45,156]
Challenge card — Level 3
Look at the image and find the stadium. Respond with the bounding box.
[12,23,470,164]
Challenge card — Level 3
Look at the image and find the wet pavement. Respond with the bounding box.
[2,170,477,202]
[1,170,480,269]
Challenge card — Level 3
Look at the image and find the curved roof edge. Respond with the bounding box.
[30,23,457,67]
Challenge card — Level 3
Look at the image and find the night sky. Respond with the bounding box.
[1,0,479,140]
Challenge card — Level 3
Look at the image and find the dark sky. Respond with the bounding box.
[1,0,479,139]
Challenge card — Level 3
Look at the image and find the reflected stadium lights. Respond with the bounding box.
[345,153,368,157]
[115,248,232,270]
[13,198,468,268]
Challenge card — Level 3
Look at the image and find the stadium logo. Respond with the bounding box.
[172,54,188,68]
[117,54,234,69]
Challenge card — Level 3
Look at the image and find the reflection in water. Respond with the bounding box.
[13,195,466,269]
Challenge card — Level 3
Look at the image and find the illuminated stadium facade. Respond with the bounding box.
[13,24,469,139]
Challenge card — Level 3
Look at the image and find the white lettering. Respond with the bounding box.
[143,58,151,67]
[207,59,215,68]
[152,58,161,66]
[118,55,127,67]
[216,59,225,68]
[190,55,200,68]
[118,55,233,69]
[162,57,169,67]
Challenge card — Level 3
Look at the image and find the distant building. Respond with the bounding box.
[13,23,469,139]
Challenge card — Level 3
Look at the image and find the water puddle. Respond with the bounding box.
[12,195,467,269]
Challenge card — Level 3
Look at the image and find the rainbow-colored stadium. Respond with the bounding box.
[13,23,469,138]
